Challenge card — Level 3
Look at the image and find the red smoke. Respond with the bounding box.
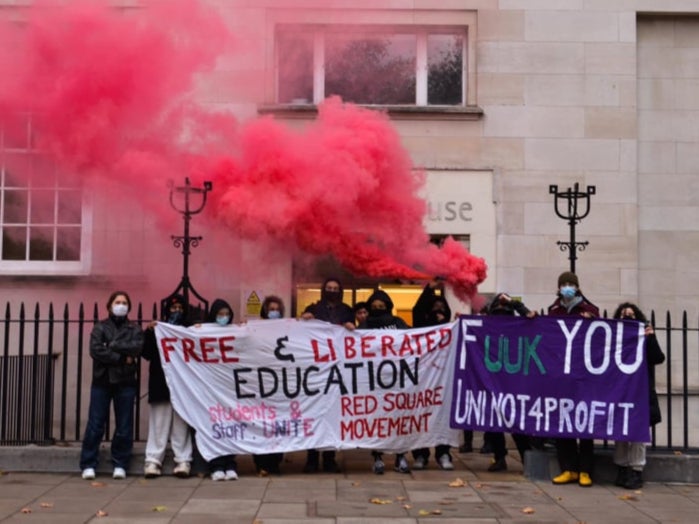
[0,0,487,302]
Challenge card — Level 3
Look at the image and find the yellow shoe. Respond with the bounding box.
[552,471,579,484]
[579,472,592,487]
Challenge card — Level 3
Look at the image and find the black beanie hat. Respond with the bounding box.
[557,271,579,287]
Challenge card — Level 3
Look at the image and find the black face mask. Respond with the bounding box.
[369,308,386,317]
[323,290,342,303]
[168,310,184,324]
[428,310,447,324]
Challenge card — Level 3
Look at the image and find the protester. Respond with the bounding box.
[357,289,412,474]
[480,292,536,472]
[410,279,455,471]
[612,303,665,490]
[353,301,368,326]
[301,277,355,473]
[252,295,286,475]
[141,294,193,479]
[205,298,239,481]
[79,291,143,480]
[548,272,599,488]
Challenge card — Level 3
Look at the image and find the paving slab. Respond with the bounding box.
[1,447,699,522]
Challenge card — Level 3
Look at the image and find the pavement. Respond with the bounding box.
[1,445,699,523]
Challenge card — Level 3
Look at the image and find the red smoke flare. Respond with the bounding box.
[0,1,487,302]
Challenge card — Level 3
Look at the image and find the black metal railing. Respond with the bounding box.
[1,303,698,450]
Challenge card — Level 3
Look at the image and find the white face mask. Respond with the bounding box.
[267,310,282,319]
[111,304,129,317]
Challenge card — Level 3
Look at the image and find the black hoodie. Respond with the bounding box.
[303,277,354,325]
[412,284,452,327]
[208,298,234,324]
[360,289,409,330]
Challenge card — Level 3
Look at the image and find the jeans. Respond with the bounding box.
[79,384,137,470]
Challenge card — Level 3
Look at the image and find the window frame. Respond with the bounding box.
[276,24,467,107]
[264,9,478,111]
[0,115,92,276]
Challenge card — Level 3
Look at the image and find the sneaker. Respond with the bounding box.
[224,469,238,480]
[412,456,427,470]
[438,454,454,471]
[552,470,579,484]
[112,467,126,480]
[578,472,592,487]
[211,470,226,481]
[394,455,410,474]
[144,462,161,478]
[487,457,507,472]
[173,462,191,478]
[458,443,473,453]
[373,458,385,475]
[81,468,96,480]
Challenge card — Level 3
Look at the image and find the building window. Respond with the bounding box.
[0,113,90,275]
[276,25,466,107]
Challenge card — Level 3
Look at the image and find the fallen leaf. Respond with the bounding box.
[351,481,361,487]
[96,510,108,517]
[257,470,269,478]
[432,509,443,515]
[152,505,167,512]
[91,481,106,488]
[39,502,54,508]
[618,494,638,501]
[448,477,466,487]
[395,495,406,501]
[673,450,683,455]
[369,498,393,505]
[522,506,536,514]
[402,504,412,509]
[21,508,31,514]
[418,509,430,516]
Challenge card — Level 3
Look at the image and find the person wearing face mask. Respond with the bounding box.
[301,277,355,473]
[80,291,143,481]
[253,295,286,475]
[358,289,411,474]
[548,272,600,488]
[141,294,193,479]
[410,278,456,471]
[612,303,665,490]
[204,298,239,481]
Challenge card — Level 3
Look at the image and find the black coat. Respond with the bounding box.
[89,315,143,387]
[646,333,665,425]
[142,329,170,403]
[304,301,354,325]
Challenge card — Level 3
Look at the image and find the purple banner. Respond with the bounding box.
[450,315,650,442]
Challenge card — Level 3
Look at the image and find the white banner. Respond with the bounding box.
[155,319,460,461]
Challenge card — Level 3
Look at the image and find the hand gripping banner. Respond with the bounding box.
[155,319,460,461]
[450,315,651,443]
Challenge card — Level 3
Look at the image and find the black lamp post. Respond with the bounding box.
[549,182,595,274]
[164,177,213,320]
